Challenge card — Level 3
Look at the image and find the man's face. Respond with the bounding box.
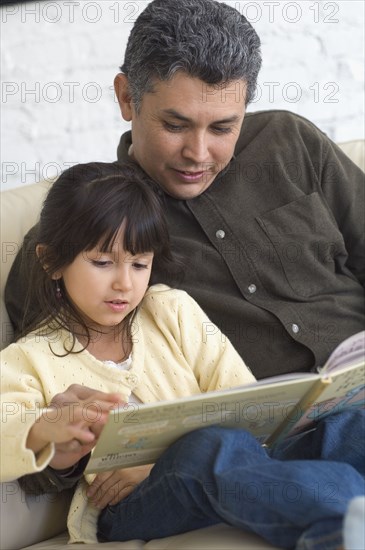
[117,73,247,199]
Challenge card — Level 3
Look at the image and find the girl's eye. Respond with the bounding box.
[133,262,149,270]
[91,260,112,267]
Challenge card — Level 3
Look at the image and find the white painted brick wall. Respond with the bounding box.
[1,0,364,190]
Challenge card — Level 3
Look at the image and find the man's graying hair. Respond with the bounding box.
[121,0,262,111]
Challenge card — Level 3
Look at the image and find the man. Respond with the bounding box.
[6,0,364,382]
[4,2,365,543]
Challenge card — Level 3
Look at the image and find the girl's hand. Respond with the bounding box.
[49,439,96,470]
[26,404,97,454]
[26,385,124,464]
[86,464,154,509]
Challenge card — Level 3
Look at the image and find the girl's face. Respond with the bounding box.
[58,228,154,332]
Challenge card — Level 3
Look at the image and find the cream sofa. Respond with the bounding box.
[1,140,364,550]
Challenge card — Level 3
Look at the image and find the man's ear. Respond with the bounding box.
[114,73,134,121]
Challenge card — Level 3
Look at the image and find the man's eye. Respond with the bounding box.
[164,122,184,132]
[212,126,232,134]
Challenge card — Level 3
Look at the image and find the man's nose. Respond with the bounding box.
[182,132,210,164]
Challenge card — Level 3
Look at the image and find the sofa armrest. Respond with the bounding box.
[0,481,73,550]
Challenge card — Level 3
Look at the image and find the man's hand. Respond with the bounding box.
[86,464,154,509]
[27,384,125,470]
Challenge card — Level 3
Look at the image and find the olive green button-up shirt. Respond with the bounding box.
[118,110,365,379]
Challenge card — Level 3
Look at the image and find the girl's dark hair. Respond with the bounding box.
[20,162,176,352]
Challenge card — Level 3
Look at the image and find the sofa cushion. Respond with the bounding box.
[0,181,50,349]
[337,139,364,172]
[0,481,72,550]
[21,524,279,549]
[144,524,281,549]
[21,532,144,550]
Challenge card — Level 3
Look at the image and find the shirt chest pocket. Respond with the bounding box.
[256,192,347,297]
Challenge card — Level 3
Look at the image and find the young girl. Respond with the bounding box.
[0,161,255,541]
[1,162,363,549]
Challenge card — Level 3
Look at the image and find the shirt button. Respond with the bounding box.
[216,229,225,239]
[291,324,300,334]
[248,284,257,294]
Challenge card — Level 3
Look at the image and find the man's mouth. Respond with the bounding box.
[174,169,212,182]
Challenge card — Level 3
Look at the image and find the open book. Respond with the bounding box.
[85,331,365,473]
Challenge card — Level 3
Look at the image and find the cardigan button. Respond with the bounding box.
[216,229,225,239]
[126,373,138,385]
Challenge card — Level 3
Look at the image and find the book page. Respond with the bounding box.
[286,362,365,437]
[322,331,365,372]
[85,376,316,473]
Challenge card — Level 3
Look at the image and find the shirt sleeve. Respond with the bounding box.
[18,454,90,495]
[318,139,365,288]
[0,344,55,482]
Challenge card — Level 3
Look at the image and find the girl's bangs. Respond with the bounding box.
[95,215,162,256]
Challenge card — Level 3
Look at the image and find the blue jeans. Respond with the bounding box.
[97,410,365,549]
